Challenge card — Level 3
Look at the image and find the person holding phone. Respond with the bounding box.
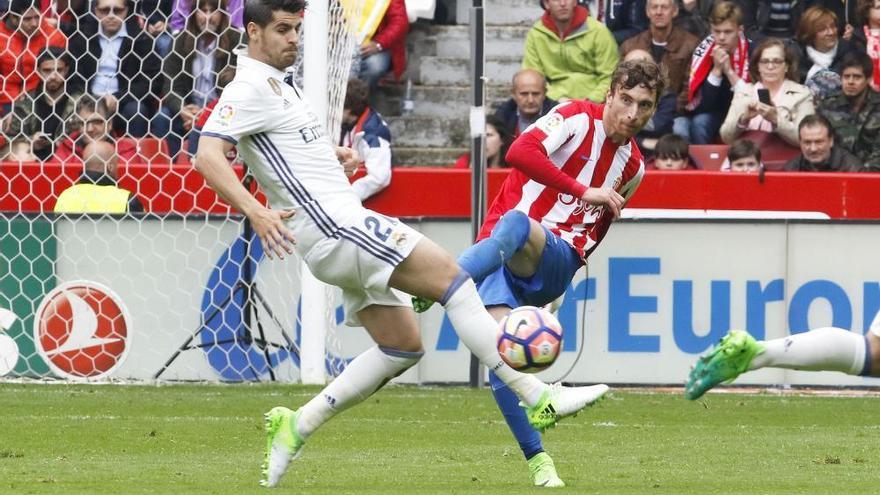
[719,37,814,146]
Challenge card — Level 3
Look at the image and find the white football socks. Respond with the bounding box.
[296,345,422,440]
[749,327,867,375]
[442,277,545,406]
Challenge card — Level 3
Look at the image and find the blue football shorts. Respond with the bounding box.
[476,225,583,309]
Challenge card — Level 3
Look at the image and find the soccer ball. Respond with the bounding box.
[496,306,563,373]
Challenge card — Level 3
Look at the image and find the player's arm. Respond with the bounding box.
[506,106,625,218]
[194,136,296,260]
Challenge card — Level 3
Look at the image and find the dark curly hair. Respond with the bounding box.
[610,59,668,103]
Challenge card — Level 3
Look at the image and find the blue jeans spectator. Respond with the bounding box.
[154,32,173,58]
[358,51,391,90]
[673,113,723,145]
[151,106,187,159]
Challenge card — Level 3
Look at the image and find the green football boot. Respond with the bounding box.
[523,383,609,432]
[528,452,565,488]
[411,295,435,313]
[685,330,764,400]
[260,406,305,488]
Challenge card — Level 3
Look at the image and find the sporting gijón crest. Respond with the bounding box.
[34,281,132,380]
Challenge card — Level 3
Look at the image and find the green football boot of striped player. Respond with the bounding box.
[528,452,565,488]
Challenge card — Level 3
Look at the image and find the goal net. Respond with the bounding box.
[0,0,360,383]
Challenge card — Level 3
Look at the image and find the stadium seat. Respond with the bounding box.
[737,131,799,171]
[689,145,729,171]
[134,137,172,165]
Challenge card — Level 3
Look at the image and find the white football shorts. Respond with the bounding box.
[302,208,424,326]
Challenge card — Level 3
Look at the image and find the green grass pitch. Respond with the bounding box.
[1,383,877,494]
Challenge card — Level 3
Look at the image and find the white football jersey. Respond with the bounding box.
[202,53,360,253]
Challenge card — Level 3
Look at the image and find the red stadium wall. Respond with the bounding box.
[3,162,880,219]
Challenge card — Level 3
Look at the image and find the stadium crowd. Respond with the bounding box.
[2,0,880,213]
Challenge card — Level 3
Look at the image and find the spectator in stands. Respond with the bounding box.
[722,137,762,172]
[54,95,138,163]
[675,1,751,144]
[620,0,699,115]
[141,0,176,57]
[719,38,813,147]
[806,0,858,36]
[0,0,66,114]
[341,79,393,201]
[454,115,512,169]
[171,0,242,32]
[673,0,763,41]
[158,0,242,159]
[818,52,880,171]
[5,47,82,161]
[3,137,37,161]
[854,0,880,91]
[622,48,677,153]
[523,0,619,102]
[493,69,558,138]
[795,7,856,92]
[356,0,408,89]
[784,114,863,171]
[54,140,144,213]
[68,0,161,138]
[649,133,697,169]
[576,0,648,44]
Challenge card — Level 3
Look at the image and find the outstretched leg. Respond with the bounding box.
[686,311,880,400]
[413,211,541,312]
[391,237,608,430]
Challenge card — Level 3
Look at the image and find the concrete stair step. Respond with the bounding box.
[388,115,468,148]
[419,56,522,86]
[456,0,543,26]
[393,146,465,167]
[429,25,531,58]
[374,84,510,118]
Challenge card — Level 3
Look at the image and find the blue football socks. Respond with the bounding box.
[489,370,544,459]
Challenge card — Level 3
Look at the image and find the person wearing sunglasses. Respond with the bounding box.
[67,0,161,138]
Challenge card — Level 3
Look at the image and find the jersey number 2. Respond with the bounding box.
[364,216,392,242]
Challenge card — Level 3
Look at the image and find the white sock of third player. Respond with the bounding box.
[296,345,422,440]
[749,327,869,375]
[442,275,545,406]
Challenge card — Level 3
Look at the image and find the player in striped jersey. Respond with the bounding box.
[414,59,667,487]
[194,0,611,488]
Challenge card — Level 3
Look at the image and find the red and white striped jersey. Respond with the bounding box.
[479,100,645,260]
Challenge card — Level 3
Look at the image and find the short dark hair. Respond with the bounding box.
[36,46,70,69]
[344,78,369,116]
[8,0,37,14]
[728,138,761,163]
[486,114,513,163]
[655,134,689,159]
[244,0,306,28]
[798,114,833,137]
[840,51,873,79]
[610,59,668,103]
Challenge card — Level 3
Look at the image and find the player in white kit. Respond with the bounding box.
[194,0,610,487]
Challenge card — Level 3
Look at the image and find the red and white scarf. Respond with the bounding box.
[687,32,750,111]
[864,26,880,92]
